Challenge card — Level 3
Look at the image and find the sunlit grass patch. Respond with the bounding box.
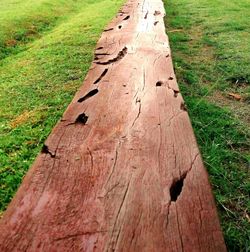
[164,0,250,250]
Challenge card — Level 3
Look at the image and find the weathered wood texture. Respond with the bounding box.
[0,0,226,251]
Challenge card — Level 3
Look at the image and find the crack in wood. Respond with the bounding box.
[104,182,120,197]
[41,144,56,158]
[104,28,114,32]
[170,174,186,202]
[176,205,184,252]
[75,113,88,124]
[94,68,108,84]
[123,15,130,20]
[180,102,188,111]
[166,152,200,237]
[166,111,184,128]
[110,179,131,250]
[156,81,163,87]
[65,113,88,126]
[169,152,199,201]
[105,140,122,187]
[95,53,110,56]
[131,98,141,128]
[96,46,104,50]
[166,83,179,97]
[154,10,161,16]
[96,47,127,65]
[78,89,98,102]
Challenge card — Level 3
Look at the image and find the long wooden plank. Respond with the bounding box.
[0,0,226,251]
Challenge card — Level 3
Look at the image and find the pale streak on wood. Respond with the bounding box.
[0,0,226,251]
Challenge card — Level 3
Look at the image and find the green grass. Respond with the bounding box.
[0,0,111,60]
[163,0,250,251]
[0,0,124,213]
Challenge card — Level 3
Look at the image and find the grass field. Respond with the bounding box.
[0,0,249,250]
[163,0,250,250]
[0,0,124,212]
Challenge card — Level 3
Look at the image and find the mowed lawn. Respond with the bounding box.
[0,0,124,212]
[163,0,250,250]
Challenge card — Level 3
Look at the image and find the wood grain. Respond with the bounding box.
[0,0,226,251]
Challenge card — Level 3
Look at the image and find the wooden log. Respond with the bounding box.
[0,0,226,251]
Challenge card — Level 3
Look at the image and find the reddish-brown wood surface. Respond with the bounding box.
[0,0,226,251]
